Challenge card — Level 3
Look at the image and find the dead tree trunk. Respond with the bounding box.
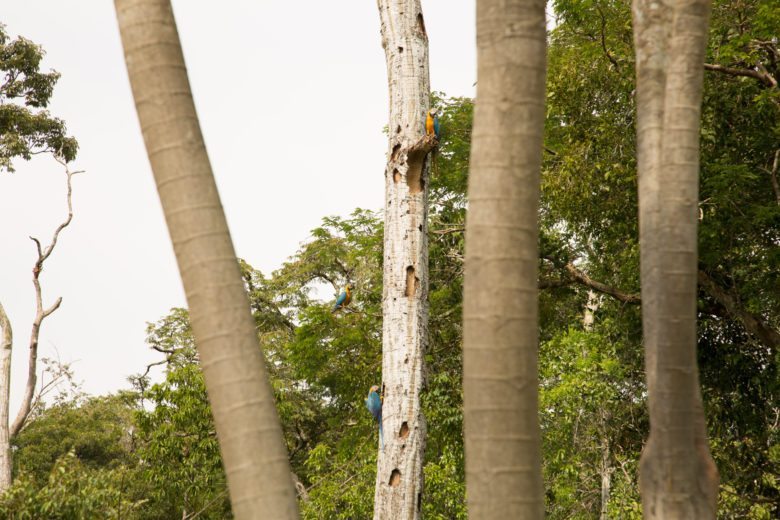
[374,1,434,518]
[463,0,547,518]
[0,303,12,489]
[632,0,719,517]
[0,160,77,491]
[114,1,298,518]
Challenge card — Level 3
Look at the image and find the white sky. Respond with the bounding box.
[0,1,476,410]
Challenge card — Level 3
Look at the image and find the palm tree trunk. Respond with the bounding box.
[374,1,434,518]
[632,0,719,517]
[463,0,547,517]
[114,1,298,518]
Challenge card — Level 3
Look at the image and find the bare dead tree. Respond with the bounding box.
[0,157,81,490]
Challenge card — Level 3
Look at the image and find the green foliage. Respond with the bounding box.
[0,24,78,171]
[12,395,135,485]
[0,452,144,519]
[133,358,230,519]
[540,326,644,518]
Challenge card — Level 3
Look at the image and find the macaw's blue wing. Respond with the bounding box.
[332,290,347,311]
[366,392,382,421]
[433,115,440,139]
[366,391,383,449]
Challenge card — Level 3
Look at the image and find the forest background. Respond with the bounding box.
[0,0,778,518]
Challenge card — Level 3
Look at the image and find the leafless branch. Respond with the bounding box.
[141,359,168,379]
[563,263,641,304]
[151,344,177,355]
[431,227,465,236]
[11,160,81,438]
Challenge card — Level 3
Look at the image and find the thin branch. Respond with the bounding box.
[150,344,177,355]
[183,489,229,520]
[703,62,777,87]
[698,270,780,351]
[539,278,574,290]
[756,62,779,88]
[11,160,81,438]
[563,263,641,304]
[141,359,168,379]
[597,6,620,70]
[29,237,42,258]
[42,297,62,318]
[431,227,465,236]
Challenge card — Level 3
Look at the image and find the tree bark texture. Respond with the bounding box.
[0,303,12,489]
[463,0,547,518]
[114,2,299,518]
[375,1,434,518]
[632,0,719,517]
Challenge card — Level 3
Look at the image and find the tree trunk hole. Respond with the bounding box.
[393,169,401,183]
[391,143,401,162]
[399,421,410,439]
[389,469,402,487]
[416,13,426,38]
[405,266,417,297]
[406,148,425,194]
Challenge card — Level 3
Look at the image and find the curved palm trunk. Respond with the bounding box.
[374,1,434,518]
[114,2,298,518]
[463,0,547,517]
[632,0,719,517]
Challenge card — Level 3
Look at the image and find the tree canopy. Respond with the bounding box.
[0,24,77,172]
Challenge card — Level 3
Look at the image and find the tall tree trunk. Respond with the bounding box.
[632,0,719,517]
[114,2,298,518]
[374,1,434,518]
[0,303,12,489]
[599,415,612,520]
[463,0,547,518]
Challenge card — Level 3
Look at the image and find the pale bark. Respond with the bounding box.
[632,0,719,517]
[599,411,612,520]
[114,1,298,518]
[600,438,612,520]
[0,303,12,489]
[463,0,547,518]
[375,1,434,518]
[10,161,75,438]
[0,160,77,492]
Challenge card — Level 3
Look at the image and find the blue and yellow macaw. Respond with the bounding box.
[425,109,440,140]
[332,283,352,312]
[366,385,383,449]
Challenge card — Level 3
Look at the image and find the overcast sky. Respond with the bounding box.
[0,1,476,410]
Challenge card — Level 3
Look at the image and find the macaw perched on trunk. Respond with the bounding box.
[425,109,440,140]
[332,283,352,312]
[366,385,383,449]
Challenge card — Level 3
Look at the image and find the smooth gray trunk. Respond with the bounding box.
[114,1,299,517]
[463,0,547,518]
